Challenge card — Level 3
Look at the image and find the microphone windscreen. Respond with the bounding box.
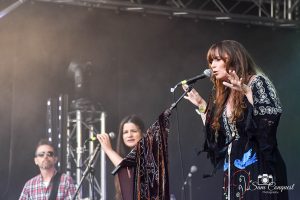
[108,132,116,139]
[190,165,198,173]
[204,69,212,78]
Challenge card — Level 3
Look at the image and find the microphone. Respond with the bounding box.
[171,69,212,92]
[85,132,116,143]
[181,165,198,200]
[182,165,198,187]
[190,165,198,174]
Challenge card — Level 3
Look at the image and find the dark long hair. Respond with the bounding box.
[115,115,145,156]
[207,40,261,131]
[114,115,145,200]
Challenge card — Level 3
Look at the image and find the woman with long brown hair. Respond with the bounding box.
[97,115,145,200]
[183,40,288,199]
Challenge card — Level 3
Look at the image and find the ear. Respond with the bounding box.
[54,156,58,164]
[34,157,38,165]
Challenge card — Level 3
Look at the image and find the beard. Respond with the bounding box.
[39,160,55,170]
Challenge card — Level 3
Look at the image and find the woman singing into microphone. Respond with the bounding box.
[183,40,288,200]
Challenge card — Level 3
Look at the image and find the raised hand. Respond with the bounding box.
[223,70,250,94]
[223,70,253,105]
[97,133,123,167]
[97,133,112,153]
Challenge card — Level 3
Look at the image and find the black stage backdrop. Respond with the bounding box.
[0,2,299,200]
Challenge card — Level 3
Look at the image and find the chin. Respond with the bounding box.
[40,165,52,170]
[126,143,136,148]
[216,75,227,81]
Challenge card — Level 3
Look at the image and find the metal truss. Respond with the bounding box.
[46,95,108,200]
[66,109,105,199]
[35,0,299,28]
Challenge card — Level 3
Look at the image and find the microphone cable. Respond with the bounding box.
[172,90,187,200]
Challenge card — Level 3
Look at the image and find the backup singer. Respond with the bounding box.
[183,40,288,199]
[97,115,145,200]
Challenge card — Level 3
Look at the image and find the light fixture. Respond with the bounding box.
[125,7,144,11]
[173,11,188,15]
[279,23,296,27]
[215,16,231,20]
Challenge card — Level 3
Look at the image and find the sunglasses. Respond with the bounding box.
[35,151,55,158]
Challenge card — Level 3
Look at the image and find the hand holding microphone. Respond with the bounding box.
[84,132,115,151]
[87,132,115,142]
[96,132,115,154]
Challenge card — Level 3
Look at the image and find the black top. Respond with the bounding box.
[203,75,288,200]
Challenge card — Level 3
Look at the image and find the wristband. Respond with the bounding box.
[195,104,206,115]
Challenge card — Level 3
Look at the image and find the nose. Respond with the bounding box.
[127,131,133,137]
[211,60,217,68]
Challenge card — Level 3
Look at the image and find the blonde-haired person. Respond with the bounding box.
[183,40,288,200]
[97,115,145,200]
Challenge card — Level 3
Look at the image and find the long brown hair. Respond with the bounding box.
[207,40,260,131]
[115,115,145,156]
[114,115,145,200]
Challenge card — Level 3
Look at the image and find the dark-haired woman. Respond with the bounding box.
[97,115,145,200]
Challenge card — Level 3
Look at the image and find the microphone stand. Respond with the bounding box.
[170,85,193,111]
[181,172,194,200]
[72,143,101,200]
[171,85,193,200]
[188,175,193,200]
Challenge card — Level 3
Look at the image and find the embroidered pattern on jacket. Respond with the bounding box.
[249,75,282,116]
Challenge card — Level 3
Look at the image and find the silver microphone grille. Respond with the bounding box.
[108,132,116,139]
[190,165,198,173]
[203,69,212,78]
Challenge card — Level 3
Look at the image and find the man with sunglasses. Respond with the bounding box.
[19,139,76,200]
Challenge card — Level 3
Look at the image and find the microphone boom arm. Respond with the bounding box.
[72,143,101,200]
[169,85,193,111]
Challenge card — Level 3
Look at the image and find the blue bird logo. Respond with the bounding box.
[234,148,257,169]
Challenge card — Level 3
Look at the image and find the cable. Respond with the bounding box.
[172,91,187,200]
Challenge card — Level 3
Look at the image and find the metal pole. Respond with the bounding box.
[284,0,287,19]
[188,174,192,200]
[57,96,63,170]
[46,99,53,142]
[89,125,95,198]
[288,0,292,20]
[100,112,107,200]
[0,0,26,19]
[76,110,83,199]
[259,0,262,17]
[271,0,274,18]
[66,115,71,177]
